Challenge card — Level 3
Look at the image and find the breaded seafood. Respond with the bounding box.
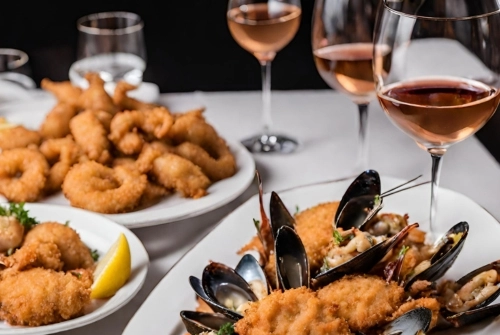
[113,81,160,111]
[0,125,41,150]
[77,73,118,115]
[41,79,82,106]
[70,110,111,164]
[39,102,78,139]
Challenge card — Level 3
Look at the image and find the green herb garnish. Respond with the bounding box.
[321,257,331,272]
[64,220,70,226]
[70,271,82,279]
[253,218,261,232]
[0,203,39,229]
[295,205,300,215]
[90,249,99,262]
[374,194,382,207]
[399,245,410,257]
[218,323,234,335]
[333,230,344,245]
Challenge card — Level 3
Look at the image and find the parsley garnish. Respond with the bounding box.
[0,203,39,229]
[399,245,410,257]
[217,323,234,335]
[64,220,70,226]
[295,205,300,215]
[253,218,261,232]
[91,249,99,262]
[70,271,82,279]
[333,230,344,245]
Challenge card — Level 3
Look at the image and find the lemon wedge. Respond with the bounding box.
[91,233,131,299]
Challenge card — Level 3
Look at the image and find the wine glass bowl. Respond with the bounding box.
[0,48,36,90]
[227,0,302,154]
[373,0,500,237]
[69,11,146,90]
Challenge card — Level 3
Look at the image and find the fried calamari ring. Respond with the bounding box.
[109,107,174,155]
[135,141,175,174]
[175,142,236,181]
[62,161,147,213]
[39,136,83,194]
[39,102,78,140]
[77,73,118,115]
[0,125,41,150]
[113,81,161,111]
[70,110,111,164]
[41,79,82,106]
[151,153,210,199]
[0,148,49,202]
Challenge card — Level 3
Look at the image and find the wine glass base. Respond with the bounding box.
[241,133,298,154]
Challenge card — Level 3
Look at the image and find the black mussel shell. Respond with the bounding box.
[189,276,236,318]
[180,310,235,334]
[202,262,258,319]
[382,307,432,335]
[335,170,381,223]
[312,223,418,289]
[270,191,295,239]
[336,194,384,231]
[445,303,500,328]
[235,254,268,294]
[275,225,310,290]
[404,222,469,290]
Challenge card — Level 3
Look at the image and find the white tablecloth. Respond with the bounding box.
[55,89,500,335]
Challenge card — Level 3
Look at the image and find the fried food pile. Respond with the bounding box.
[0,74,237,213]
[0,204,95,326]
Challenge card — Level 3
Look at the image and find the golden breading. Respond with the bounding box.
[295,201,339,272]
[317,275,404,332]
[23,222,95,271]
[388,297,441,330]
[235,287,353,335]
[0,268,92,326]
[5,241,63,271]
[0,126,42,150]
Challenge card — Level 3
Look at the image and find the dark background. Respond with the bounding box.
[1,0,499,162]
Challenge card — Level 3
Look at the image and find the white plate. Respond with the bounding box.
[0,203,149,335]
[0,98,256,228]
[123,176,500,335]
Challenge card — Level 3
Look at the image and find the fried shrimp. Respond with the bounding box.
[77,73,118,115]
[151,153,210,198]
[113,81,160,111]
[109,107,174,155]
[0,268,92,326]
[23,222,95,271]
[41,79,82,106]
[0,148,49,202]
[40,136,83,194]
[3,241,64,271]
[62,161,147,213]
[135,141,175,173]
[0,216,24,252]
[39,102,79,140]
[0,125,41,150]
[70,110,111,164]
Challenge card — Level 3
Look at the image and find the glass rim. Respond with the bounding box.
[77,11,144,35]
[383,0,500,21]
[0,48,29,69]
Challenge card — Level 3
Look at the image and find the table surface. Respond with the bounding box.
[33,88,498,335]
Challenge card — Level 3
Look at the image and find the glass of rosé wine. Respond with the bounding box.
[312,0,381,170]
[227,0,302,154]
[374,0,500,238]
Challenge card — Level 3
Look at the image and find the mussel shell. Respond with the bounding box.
[335,194,384,231]
[235,254,268,294]
[446,303,500,328]
[382,307,432,335]
[312,223,418,289]
[270,191,295,239]
[189,276,235,318]
[335,170,381,223]
[202,262,258,319]
[275,226,310,290]
[404,221,469,290]
[180,310,235,334]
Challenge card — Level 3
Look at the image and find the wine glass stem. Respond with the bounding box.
[355,103,369,171]
[260,61,273,135]
[429,152,444,239]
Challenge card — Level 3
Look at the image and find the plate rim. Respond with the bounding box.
[0,202,150,335]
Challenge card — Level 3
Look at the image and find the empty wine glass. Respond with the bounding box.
[69,11,146,90]
[374,0,500,238]
[312,0,380,170]
[227,0,302,153]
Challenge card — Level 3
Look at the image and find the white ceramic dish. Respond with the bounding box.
[0,203,149,335]
[0,98,256,228]
[122,176,500,335]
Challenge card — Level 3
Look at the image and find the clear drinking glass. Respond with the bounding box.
[0,48,36,90]
[374,0,500,238]
[312,0,380,170]
[227,0,302,154]
[69,11,146,89]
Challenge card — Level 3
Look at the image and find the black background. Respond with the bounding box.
[1,0,499,162]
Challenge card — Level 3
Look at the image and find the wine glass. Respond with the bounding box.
[0,48,36,90]
[312,0,380,170]
[69,11,146,90]
[227,0,302,154]
[374,0,500,238]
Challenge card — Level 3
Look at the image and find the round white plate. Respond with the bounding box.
[0,203,149,335]
[0,98,256,228]
[123,176,500,335]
